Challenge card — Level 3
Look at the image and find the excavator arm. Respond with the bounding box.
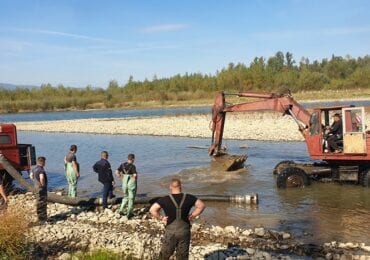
[209,91,312,156]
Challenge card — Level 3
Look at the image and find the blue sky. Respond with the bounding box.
[0,0,369,87]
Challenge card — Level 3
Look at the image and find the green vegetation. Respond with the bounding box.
[0,208,33,258]
[1,52,369,113]
[72,250,136,260]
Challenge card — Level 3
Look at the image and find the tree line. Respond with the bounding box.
[1,52,369,113]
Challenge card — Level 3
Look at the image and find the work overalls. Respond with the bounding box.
[65,160,78,197]
[161,194,191,260]
[119,170,137,217]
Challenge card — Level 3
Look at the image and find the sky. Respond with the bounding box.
[0,0,369,88]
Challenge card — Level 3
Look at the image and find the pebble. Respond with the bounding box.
[254,227,265,237]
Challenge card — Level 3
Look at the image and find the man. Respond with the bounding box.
[150,178,205,260]
[326,113,343,153]
[64,144,80,197]
[93,151,115,209]
[115,153,137,218]
[0,173,8,208]
[30,156,48,223]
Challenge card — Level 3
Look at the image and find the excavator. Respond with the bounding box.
[208,91,370,188]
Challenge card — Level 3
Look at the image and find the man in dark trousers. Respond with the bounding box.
[0,173,8,209]
[150,178,205,260]
[326,113,343,153]
[30,156,48,223]
[93,151,115,209]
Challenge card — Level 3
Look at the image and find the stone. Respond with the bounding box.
[282,232,291,239]
[262,252,272,260]
[246,248,255,255]
[224,226,236,234]
[242,229,252,236]
[254,227,265,237]
[361,245,370,252]
[326,253,333,260]
[58,253,71,260]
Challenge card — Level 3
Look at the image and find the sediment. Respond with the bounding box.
[14,112,306,141]
[16,112,370,141]
[6,193,370,259]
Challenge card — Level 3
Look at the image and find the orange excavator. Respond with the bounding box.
[209,91,370,188]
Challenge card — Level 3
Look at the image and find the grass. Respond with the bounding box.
[0,207,32,258]
[73,250,137,260]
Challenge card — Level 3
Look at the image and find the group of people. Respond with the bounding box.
[23,145,205,259]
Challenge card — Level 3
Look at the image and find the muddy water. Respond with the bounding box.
[18,131,370,244]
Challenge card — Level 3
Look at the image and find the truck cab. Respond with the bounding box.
[0,124,36,187]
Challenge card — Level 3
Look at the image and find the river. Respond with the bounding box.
[17,131,370,245]
[2,100,370,122]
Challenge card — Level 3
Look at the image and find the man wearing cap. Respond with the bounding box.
[326,113,343,153]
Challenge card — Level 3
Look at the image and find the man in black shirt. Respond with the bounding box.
[150,178,205,260]
[93,151,115,209]
[326,113,343,153]
[115,153,138,218]
[30,156,48,223]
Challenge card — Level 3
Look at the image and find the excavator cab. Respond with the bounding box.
[312,106,367,156]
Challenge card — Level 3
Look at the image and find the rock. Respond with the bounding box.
[361,245,370,252]
[282,232,291,239]
[242,229,252,236]
[191,224,201,233]
[254,227,265,237]
[246,248,255,255]
[262,252,271,260]
[326,253,333,260]
[224,226,236,234]
[58,253,71,260]
[104,208,114,215]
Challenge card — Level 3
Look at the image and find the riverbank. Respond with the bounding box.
[15,111,370,141]
[4,193,370,259]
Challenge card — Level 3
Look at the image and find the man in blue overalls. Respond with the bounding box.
[150,178,205,260]
[115,153,137,218]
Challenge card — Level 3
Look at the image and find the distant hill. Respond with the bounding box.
[0,83,38,90]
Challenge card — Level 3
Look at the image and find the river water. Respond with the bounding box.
[17,131,370,245]
[2,99,370,123]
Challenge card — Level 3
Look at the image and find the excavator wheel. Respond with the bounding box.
[277,167,311,189]
[360,170,370,187]
[272,160,295,175]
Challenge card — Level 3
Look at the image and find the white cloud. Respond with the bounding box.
[0,27,115,42]
[142,24,189,33]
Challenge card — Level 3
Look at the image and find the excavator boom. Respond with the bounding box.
[209,91,312,157]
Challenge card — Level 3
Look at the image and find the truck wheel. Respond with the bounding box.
[360,170,370,187]
[273,160,294,175]
[277,167,310,188]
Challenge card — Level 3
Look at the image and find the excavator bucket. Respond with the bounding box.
[211,154,247,171]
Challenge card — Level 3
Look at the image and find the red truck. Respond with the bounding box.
[0,124,36,189]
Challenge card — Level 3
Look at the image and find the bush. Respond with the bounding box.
[0,208,31,258]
